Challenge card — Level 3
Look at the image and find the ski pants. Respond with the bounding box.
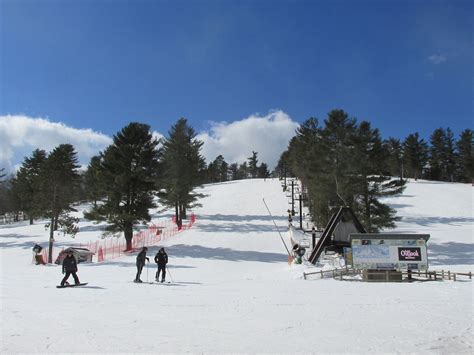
[61,271,80,285]
[156,264,166,281]
[136,264,145,281]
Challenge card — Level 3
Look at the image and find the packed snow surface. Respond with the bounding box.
[1,179,473,354]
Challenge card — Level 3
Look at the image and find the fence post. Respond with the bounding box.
[98,247,104,262]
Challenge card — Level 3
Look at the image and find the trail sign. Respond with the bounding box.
[348,234,430,271]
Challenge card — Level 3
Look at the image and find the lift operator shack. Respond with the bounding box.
[348,233,430,272]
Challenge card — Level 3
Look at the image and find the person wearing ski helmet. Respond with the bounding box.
[135,247,149,283]
[154,247,168,283]
[60,250,80,286]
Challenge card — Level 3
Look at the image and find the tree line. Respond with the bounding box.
[1,111,471,254]
[275,109,473,233]
[205,151,270,183]
[0,118,271,261]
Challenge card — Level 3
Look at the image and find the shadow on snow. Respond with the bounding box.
[428,242,474,266]
[168,244,286,263]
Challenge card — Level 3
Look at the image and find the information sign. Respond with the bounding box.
[349,234,430,271]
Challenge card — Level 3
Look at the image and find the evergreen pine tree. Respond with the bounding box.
[248,151,259,178]
[455,129,473,183]
[284,110,405,232]
[402,133,429,180]
[228,163,239,181]
[237,162,249,179]
[84,155,104,207]
[11,149,47,224]
[444,128,456,182]
[158,118,205,229]
[85,123,160,251]
[429,128,445,181]
[383,138,404,179]
[0,175,16,217]
[351,121,405,232]
[309,109,357,226]
[40,144,81,263]
[286,117,321,189]
[207,155,228,182]
[257,162,270,179]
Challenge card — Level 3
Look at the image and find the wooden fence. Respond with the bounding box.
[39,214,196,264]
[303,267,472,282]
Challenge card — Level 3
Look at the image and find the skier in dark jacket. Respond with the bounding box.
[154,247,168,283]
[61,250,80,286]
[135,247,149,283]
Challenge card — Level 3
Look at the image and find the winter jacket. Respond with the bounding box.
[154,251,168,266]
[62,255,78,273]
[136,249,149,266]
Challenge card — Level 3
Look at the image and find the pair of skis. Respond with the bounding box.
[133,280,171,285]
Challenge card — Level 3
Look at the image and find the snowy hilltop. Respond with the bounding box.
[1,178,472,354]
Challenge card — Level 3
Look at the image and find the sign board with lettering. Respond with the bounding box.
[348,234,430,271]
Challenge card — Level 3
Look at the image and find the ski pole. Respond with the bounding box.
[146,261,149,282]
[166,266,174,283]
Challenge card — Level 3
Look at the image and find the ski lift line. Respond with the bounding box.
[262,198,291,256]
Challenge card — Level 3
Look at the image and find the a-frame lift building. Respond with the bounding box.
[308,207,366,264]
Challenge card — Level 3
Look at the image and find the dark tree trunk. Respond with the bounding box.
[180,204,187,220]
[48,215,54,263]
[175,202,183,230]
[124,225,133,251]
[54,214,59,231]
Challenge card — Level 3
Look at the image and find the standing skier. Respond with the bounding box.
[154,247,168,283]
[60,250,80,286]
[135,247,149,283]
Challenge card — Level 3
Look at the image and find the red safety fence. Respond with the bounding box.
[39,213,196,264]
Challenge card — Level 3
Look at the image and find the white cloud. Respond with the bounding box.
[0,115,112,174]
[1,111,299,175]
[197,110,299,169]
[428,54,447,64]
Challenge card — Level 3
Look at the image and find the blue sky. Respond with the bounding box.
[0,0,472,171]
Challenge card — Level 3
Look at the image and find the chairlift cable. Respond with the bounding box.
[262,198,291,256]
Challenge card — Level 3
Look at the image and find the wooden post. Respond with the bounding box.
[469,272,472,280]
[448,271,451,280]
[299,194,303,230]
[291,180,295,216]
[453,273,456,281]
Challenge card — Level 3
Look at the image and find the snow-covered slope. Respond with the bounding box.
[1,179,472,354]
